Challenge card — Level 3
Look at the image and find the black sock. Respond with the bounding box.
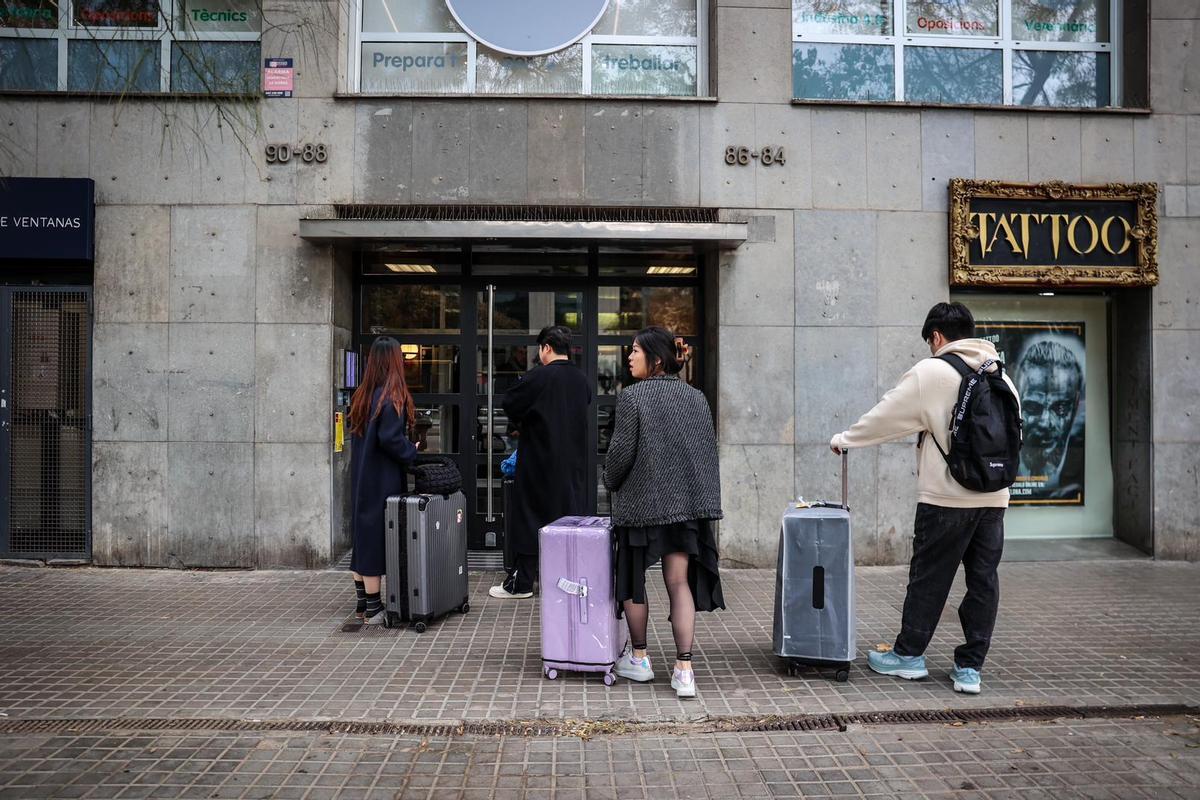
[363,591,383,618]
[354,580,367,614]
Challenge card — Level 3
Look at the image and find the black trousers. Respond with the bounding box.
[503,553,539,594]
[893,503,1006,670]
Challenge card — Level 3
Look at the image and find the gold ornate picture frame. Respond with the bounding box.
[949,179,1159,289]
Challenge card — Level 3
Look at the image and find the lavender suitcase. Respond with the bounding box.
[538,516,621,685]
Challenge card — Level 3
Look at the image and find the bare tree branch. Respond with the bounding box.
[0,0,347,175]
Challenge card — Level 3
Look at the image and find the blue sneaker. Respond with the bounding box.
[867,650,929,680]
[950,665,982,694]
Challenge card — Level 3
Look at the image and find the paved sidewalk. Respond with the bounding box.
[0,560,1197,724]
[1,715,1197,799]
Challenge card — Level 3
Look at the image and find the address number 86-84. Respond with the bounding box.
[724,145,786,166]
[265,143,328,164]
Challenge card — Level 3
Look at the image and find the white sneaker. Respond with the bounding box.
[671,667,697,699]
[364,609,387,625]
[613,643,655,683]
[489,584,533,600]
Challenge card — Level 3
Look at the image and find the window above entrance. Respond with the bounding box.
[353,0,707,96]
[0,0,261,94]
[791,0,1137,108]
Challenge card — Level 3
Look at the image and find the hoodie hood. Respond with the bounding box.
[933,337,1001,371]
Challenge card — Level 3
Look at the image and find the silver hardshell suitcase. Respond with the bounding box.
[772,454,856,682]
[384,492,470,633]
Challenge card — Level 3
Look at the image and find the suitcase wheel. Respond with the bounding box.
[544,667,558,681]
[382,612,397,629]
[413,621,427,634]
[603,672,615,687]
[458,602,470,614]
[835,668,850,683]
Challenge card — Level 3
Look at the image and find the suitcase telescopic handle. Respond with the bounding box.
[557,577,590,624]
[841,451,848,508]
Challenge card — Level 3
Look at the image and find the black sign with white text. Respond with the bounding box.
[0,177,95,262]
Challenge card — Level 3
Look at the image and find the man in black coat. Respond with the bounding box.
[490,325,592,599]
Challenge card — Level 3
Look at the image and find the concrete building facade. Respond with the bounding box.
[0,0,1196,569]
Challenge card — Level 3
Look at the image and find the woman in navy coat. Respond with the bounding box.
[348,337,418,623]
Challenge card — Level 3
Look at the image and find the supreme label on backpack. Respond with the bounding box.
[935,354,1023,493]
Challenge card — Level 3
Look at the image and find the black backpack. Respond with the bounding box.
[926,354,1023,493]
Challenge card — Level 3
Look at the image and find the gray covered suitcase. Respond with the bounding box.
[384,492,470,632]
[772,454,856,681]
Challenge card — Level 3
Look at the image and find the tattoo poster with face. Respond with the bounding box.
[977,322,1086,505]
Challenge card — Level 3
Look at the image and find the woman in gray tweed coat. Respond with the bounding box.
[602,326,724,699]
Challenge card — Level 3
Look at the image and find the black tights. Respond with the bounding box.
[623,552,695,659]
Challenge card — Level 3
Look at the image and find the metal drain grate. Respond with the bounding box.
[0,705,1191,740]
[326,205,720,224]
[0,718,464,738]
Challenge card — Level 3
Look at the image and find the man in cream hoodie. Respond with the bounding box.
[830,302,1021,695]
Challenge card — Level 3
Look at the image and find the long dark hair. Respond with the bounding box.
[634,326,691,377]
[348,337,416,437]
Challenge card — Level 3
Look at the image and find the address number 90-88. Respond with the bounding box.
[265,143,329,164]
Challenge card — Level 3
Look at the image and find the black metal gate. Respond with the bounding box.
[0,287,92,561]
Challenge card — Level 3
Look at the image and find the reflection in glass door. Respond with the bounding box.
[475,285,585,552]
[594,266,702,514]
[356,244,705,555]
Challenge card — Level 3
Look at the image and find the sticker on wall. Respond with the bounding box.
[264,57,294,97]
[444,0,609,56]
[977,321,1086,506]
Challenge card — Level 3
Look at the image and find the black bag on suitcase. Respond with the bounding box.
[410,455,462,496]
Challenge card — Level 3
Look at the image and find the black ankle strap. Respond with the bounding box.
[676,652,692,662]
[631,642,647,651]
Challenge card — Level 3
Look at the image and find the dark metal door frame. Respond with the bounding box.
[354,244,704,554]
[0,285,93,561]
[470,277,595,552]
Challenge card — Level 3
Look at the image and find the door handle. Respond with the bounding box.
[485,284,496,523]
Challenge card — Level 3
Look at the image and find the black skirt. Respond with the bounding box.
[614,518,725,616]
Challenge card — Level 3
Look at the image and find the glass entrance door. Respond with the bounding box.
[356,243,704,556]
[474,284,588,551]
